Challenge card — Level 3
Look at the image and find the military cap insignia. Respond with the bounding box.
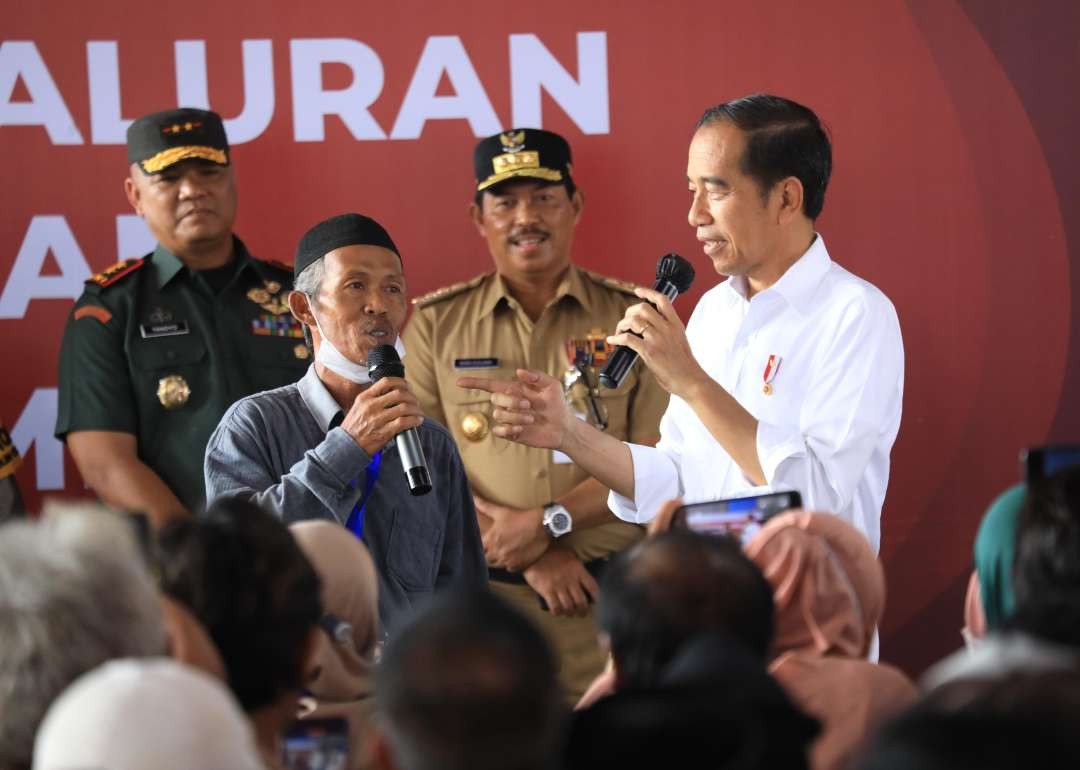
[0,425,22,480]
[161,120,203,135]
[87,258,145,288]
[499,130,527,152]
[157,375,191,410]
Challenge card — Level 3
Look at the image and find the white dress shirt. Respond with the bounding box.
[609,235,903,552]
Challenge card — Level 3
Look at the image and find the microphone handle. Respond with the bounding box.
[598,280,680,390]
[396,429,432,496]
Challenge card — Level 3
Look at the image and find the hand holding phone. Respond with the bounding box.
[671,491,802,545]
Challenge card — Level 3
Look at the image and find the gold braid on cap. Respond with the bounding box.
[477,151,563,191]
[141,145,227,174]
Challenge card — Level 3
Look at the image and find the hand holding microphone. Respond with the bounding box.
[366,345,432,495]
[599,253,696,390]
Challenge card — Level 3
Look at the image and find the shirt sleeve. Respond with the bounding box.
[400,308,448,427]
[433,435,488,588]
[55,297,138,438]
[624,365,670,446]
[204,399,371,523]
[757,292,904,523]
[608,402,685,523]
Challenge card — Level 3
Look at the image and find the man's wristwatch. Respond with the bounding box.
[542,502,573,539]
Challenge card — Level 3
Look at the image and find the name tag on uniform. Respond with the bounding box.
[454,357,500,369]
[140,321,190,339]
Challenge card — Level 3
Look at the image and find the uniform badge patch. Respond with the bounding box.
[74,305,113,324]
[157,375,191,409]
[251,314,305,338]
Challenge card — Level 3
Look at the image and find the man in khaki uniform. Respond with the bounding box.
[402,128,668,699]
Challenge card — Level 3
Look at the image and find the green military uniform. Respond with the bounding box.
[403,265,669,698]
[55,239,309,512]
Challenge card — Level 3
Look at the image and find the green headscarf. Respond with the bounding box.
[973,483,1025,629]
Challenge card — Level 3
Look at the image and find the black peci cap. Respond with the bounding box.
[294,213,401,278]
[473,128,573,192]
[126,107,229,175]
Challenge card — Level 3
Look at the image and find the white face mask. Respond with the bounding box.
[308,301,406,384]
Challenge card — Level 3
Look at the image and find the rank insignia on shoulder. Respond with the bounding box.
[87,258,145,288]
[411,273,490,308]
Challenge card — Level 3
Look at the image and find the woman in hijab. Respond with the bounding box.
[290,521,379,770]
[744,511,917,770]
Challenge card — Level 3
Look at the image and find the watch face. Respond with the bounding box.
[552,512,570,531]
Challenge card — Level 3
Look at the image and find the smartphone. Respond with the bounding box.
[671,491,802,544]
[282,718,349,770]
[1022,445,1080,482]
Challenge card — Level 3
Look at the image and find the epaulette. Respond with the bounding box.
[411,273,490,308]
[258,257,295,274]
[85,257,145,291]
[582,268,639,296]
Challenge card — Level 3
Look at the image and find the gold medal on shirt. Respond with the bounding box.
[461,411,490,442]
[294,343,310,360]
[157,375,191,410]
[248,281,290,315]
[762,354,782,396]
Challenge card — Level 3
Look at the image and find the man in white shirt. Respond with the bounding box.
[459,94,903,551]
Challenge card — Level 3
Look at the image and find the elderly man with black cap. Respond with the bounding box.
[402,129,668,700]
[55,108,307,527]
[204,213,486,632]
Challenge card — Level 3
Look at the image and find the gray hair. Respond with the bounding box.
[0,504,166,770]
[294,257,325,302]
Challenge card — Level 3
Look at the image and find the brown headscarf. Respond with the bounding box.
[290,522,379,770]
[745,511,917,770]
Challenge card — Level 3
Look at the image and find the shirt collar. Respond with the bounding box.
[152,235,255,290]
[478,264,588,319]
[723,233,831,313]
[297,364,344,433]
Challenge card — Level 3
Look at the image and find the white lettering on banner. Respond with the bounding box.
[0,216,91,319]
[11,388,64,491]
[116,215,155,261]
[291,38,386,141]
[175,39,275,144]
[0,41,84,144]
[87,41,133,144]
[510,32,609,134]
[390,36,501,139]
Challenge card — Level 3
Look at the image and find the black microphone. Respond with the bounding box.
[599,253,696,390]
[367,345,432,496]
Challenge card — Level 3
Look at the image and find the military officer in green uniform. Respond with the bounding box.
[402,128,669,700]
[55,108,309,528]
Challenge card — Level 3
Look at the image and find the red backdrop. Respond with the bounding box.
[3,0,1077,675]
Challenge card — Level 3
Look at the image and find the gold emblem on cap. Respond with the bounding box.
[499,130,526,152]
[157,375,191,410]
[461,412,490,442]
[294,343,310,360]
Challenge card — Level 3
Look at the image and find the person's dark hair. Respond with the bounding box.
[156,497,321,712]
[474,177,578,207]
[375,588,564,770]
[1011,465,1080,645]
[697,93,832,220]
[598,531,775,690]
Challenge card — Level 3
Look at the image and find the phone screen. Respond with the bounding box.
[1023,446,1080,482]
[283,719,349,770]
[674,491,802,544]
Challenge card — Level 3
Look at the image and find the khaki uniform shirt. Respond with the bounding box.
[55,238,310,512]
[402,265,669,562]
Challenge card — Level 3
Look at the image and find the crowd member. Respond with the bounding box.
[291,521,380,770]
[156,497,323,768]
[593,529,775,694]
[460,94,904,553]
[962,483,1026,642]
[205,213,486,632]
[403,127,667,698]
[32,658,264,770]
[924,466,1080,688]
[0,506,166,770]
[744,510,917,770]
[567,633,818,770]
[371,589,564,770]
[55,107,307,527]
[0,425,25,522]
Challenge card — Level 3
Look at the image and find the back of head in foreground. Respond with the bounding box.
[373,588,564,770]
[156,496,322,713]
[598,529,775,689]
[33,657,263,770]
[0,505,166,770]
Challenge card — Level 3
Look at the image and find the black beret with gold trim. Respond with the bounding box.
[474,128,573,192]
[127,107,229,175]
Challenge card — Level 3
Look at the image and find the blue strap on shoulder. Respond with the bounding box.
[345,450,382,541]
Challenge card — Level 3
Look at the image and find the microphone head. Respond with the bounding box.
[656,253,695,294]
[367,344,405,381]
